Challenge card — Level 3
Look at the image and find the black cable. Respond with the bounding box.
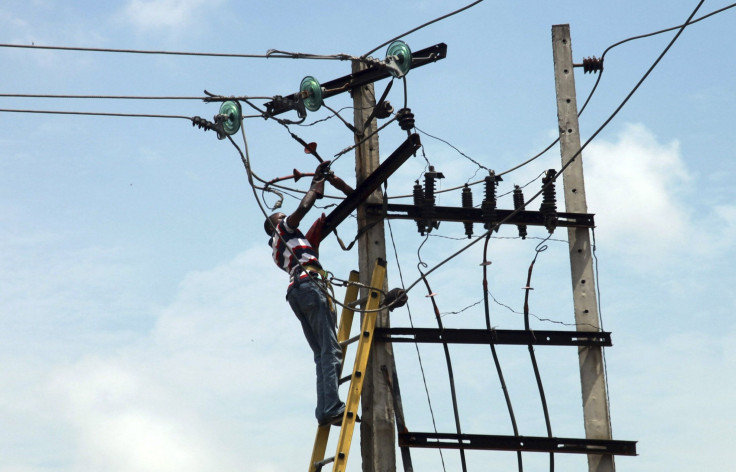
[387,217,447,472]
[591,228,614,435]
[0,42,353,60]
[362,0,485,58]
[402,0,706,297]
[417,270,467,472]
[482,233,523,471]
[0,107,191,120]
[0,93,220,100]
[523,237,554,472]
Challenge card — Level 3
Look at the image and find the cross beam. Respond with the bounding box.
[399,432,637,456]
[264,43,448,117]
[374,328,611,347]
[365,203,595,229]
[320,133,421,239]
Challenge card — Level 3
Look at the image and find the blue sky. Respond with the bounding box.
[1,1,735,471]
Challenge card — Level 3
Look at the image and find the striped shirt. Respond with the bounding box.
[269,218,324,282]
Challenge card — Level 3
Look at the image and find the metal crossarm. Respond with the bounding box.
[399,432,637,456]
[374,328,612,347]
[264,44,447,117]
[366,203,595,229]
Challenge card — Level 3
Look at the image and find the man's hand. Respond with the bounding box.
[384,288,408,311]
[313,160,332,183]
[310,160,330,199]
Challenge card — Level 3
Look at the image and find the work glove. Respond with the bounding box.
[384,288,408,311]
[313,160,333,183]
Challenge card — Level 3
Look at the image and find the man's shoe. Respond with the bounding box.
[319,412,343,427]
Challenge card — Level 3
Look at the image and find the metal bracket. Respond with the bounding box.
[399,432,637,456]
[374,328,611,347]
[366,203,595,231]
[321,134,422,239]
[264,43,448,117]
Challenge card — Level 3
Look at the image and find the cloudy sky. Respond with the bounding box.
[2,1,735,471]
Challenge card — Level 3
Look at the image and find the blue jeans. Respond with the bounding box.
[287,276,345,423]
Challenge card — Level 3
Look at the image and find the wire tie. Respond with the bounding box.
[425,292,438,298]
[522,286,534,290]
[479,261,492,266]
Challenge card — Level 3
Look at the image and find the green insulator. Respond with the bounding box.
[218,100,242,136]
[386,40,412,77]
[300,76,323,112]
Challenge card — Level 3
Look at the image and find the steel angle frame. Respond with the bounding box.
[374,328,611,347]
[399,432,637,456]
[320,133,421,239]
[365,203,595,229]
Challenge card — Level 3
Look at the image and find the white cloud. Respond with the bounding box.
[583,123,692,258]
[1,245,321,471]
[611,326,736,470]
[122,0,223,32]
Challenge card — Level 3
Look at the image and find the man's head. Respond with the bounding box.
[264,212,286,236]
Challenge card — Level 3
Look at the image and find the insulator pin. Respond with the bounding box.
[512,185,527,239]
[461,184,474,239]
[481,171,501,230]
[397,108,415,132]
[540,169,558,233]
[576,56,603,74]
[413,180,426,235]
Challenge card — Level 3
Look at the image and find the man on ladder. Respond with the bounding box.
[264,160,354,427]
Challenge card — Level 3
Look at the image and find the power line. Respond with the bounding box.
[0,107,191,120]
[0,42,354,60]
[0,93,272,100]
[362,0,485,57]
[401,0,707,296]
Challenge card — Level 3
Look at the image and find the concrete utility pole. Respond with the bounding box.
[351,61,397,472]
[552,24,615,472]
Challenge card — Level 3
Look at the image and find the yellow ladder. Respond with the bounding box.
[308,258,387,472]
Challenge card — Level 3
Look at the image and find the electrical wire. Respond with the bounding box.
[591,228,614,436]
[522,237,554,472]
[391,2,736,200]
[0,93,225,100]
[417,270,468,472]
[0,107,192,120]
[0,42,355,61]
[482,232,523,471]
[362,0,485,58]
[400,0,706,298]
[387,217,447,472]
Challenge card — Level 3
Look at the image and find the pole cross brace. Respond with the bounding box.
[399,432,637,456]
[365,203,595,230]
[320,134,421,239]
[374,328,611,347]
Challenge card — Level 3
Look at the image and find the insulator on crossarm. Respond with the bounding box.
[397,108,415,133]
[582,56,603,74]
[540,169,558,234]
[462,184,474,239]
[423,166,444,233]
[413,180,426,235]
[191,116,225,139]
[481,171,498,231]
[513,185,527,240]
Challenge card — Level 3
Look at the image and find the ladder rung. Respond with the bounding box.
[348,296,368,308]
[339,374,352,385]
[314,456,335,471]
[339,334,361,348]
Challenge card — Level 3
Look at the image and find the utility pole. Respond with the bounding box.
[351,61,397,472]
[552,24,615,472]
